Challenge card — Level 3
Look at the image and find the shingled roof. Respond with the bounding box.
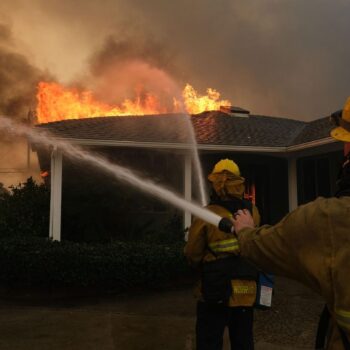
[291,116,333,145]
[36,111,336,148]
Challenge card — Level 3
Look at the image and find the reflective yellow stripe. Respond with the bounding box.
[233,285,255,294]
[336,309,350,318]
[209,238,239,247]
[335,309,350,329]
[209,239,239,253]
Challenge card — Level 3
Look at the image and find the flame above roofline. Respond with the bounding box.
[35,82,232,124]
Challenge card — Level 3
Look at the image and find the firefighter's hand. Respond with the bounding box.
[232,209,255,233]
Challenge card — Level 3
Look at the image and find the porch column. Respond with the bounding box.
[288,156,298,212]
[49,148,63,241]
[183,153,192,233]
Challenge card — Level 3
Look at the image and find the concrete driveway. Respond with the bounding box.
[0,277,323,349]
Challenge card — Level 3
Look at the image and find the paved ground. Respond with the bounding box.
[0,277,324,349]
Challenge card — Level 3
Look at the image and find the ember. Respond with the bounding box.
[40,171,49,178]
[244,182,256,205]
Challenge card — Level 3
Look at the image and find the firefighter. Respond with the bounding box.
[185,159,260,350]
[231,98,350,349]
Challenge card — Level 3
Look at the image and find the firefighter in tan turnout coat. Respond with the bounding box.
[185,159,260,350]
[232,98,350,350]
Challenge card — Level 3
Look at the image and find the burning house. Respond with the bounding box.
[33,104,343,242]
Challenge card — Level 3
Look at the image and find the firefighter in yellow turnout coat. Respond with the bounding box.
[232,99,350,350]
[185,159,260,350]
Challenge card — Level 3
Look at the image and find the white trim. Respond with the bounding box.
[286,137,336,152]
[183,153,192,239]
[49,149,62,241]
[46,136,338,153]
[50,138,285,152]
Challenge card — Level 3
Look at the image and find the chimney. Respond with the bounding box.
[220,106,250,118]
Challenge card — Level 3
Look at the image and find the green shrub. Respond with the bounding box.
[0,178,49,238]
[0,236,189,290]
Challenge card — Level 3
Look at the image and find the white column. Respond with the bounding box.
[49,148,63,241]
[183,153,192,233]
[288,156,298,212]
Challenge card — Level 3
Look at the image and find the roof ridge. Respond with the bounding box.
[249,114,307,124]
[287,124,308,146]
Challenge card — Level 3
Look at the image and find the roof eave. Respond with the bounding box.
[38,136,338,153]
[287,137,337,151]
[49,138,284,153]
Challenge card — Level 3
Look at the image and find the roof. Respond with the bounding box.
[193,112,306,147]
[291,116,334,145]
[36,111,337,149]
[220,106,250,114]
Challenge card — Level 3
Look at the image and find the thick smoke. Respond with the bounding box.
[84,36,183,110]
[0,22,45,120]
[0,21,45,187]
[1,0,350,120]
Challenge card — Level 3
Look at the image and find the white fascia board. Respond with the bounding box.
[55,138,286,153]
[48,136,337,153]
[286,137,336,152]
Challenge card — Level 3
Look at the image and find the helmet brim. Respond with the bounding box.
[330,126,350,142]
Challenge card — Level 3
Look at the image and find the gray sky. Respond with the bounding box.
[0,0,349,120]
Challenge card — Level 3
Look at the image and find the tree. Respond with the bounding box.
[0,178,50,238]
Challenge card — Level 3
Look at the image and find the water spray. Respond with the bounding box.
[183,114,207,206]
[0,116,234,233]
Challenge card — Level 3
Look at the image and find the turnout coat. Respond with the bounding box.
[185,203,261,307]
[236,196,350,349]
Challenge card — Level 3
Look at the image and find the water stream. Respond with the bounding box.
[0,116,221,228]
[184,114,207,206]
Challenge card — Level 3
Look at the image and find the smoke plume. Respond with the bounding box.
[0,0,350,120]
[0,22,46,120]
[84,36,182,109]
[0,20,45,187]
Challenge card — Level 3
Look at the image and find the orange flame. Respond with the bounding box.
[182,84,231,115]
[36,82,231,124]
[40,171,49,178]
[244,181,256,205]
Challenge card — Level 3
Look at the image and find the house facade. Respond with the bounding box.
[34,109,343,241]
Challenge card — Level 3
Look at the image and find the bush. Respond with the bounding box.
[0,178,49,238]
[0,177,184,244]
[0,236,189,290]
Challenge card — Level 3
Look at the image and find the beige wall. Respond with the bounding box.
[0,137,42,188]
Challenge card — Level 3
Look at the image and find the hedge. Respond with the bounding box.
[0,237,189,290]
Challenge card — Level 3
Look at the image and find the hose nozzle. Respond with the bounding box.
[218,217,234,233]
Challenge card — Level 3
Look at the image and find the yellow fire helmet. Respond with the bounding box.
[211,159,240,176]
[330,97,350,142]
